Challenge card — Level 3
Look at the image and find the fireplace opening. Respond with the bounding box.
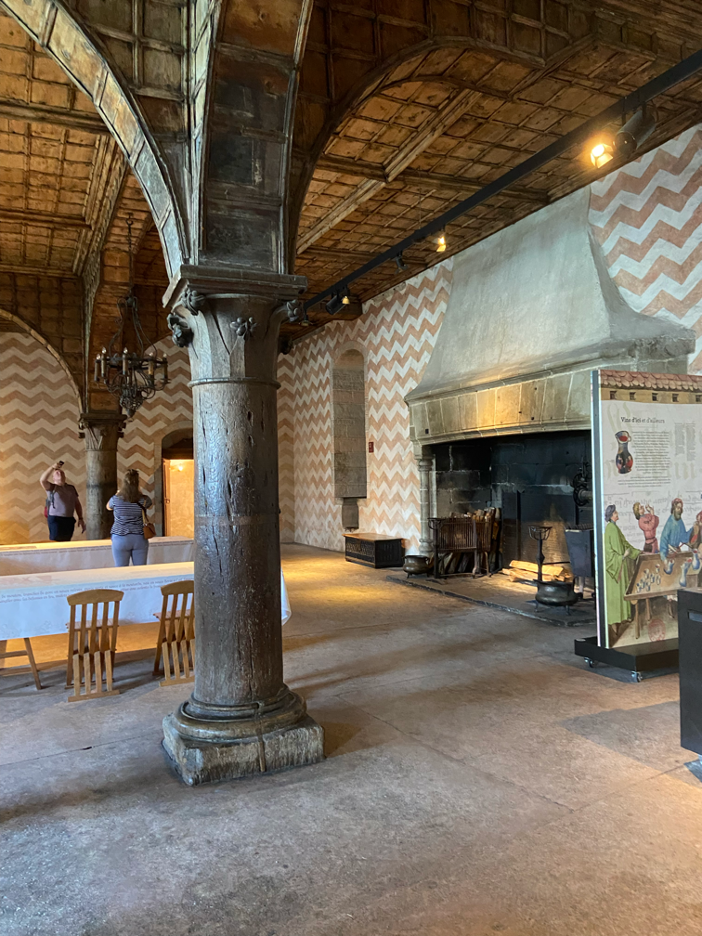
[432,430,593,568]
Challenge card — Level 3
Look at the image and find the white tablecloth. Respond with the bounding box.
[0,562,291,640]
[0,537,193,577]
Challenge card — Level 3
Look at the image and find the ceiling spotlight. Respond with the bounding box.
[395,253,408,271]
[615,107,656,159]
[341,287,350,306]
[590,139,614,169]
[301,308,312,327]
[325,293,345,315]
[435,231,447,253]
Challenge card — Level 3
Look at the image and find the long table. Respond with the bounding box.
[0,562,291,641]
[0,537,193,576]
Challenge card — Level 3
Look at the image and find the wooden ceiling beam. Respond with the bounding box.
[0,208,90,229]
[0,262,78,279]
[297,88,487,254]
[314,155,549,203]
[0,100,108,135]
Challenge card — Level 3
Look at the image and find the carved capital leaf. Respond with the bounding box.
[167,310,194,347]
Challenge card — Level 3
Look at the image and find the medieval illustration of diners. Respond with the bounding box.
[659,498,693,558]
[632,502,659,553]
[604,505,640,640]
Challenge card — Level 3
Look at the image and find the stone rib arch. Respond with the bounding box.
[0,307,80,404]
[0,0,186,278]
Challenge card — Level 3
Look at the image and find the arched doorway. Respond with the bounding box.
[160,427,194,538]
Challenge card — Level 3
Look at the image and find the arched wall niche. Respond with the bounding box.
[331,346,367,531]
[152,421,194,537]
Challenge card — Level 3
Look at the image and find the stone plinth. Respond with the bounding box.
[162,711,324,786]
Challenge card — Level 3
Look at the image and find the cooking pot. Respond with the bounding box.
[535,580,578,606]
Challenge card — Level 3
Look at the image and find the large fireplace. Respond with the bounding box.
[406,187,696,560]
[433,431,592,567]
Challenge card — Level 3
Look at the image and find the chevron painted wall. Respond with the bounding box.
[589,122,702,371]
[118,337,193,505]
[279,260,453,553]
[278,353,296,542]
[5,125,702,551]
[0,331,84,544]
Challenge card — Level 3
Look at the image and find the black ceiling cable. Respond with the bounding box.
[303,46,702,314]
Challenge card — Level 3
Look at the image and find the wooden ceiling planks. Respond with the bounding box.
[293,2,702,325]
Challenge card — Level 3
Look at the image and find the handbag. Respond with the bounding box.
[141,504,156,540]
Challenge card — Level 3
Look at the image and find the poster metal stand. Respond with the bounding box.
[574,369,702,678]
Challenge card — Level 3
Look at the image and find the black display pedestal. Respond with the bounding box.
[574,634,679,681]
[678,590,702,757]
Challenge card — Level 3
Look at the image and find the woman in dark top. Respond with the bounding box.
[107,468,153,567]
[39,461,86,541]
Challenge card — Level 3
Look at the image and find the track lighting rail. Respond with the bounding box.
[304,47,702,313]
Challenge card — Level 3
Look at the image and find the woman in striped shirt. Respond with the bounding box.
[107,469,153,567]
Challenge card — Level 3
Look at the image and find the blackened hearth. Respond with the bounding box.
[433,431,593,568]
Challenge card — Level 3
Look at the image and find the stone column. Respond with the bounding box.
[416,451,434,557]
[161,269,324,785]
[79,412,126,540]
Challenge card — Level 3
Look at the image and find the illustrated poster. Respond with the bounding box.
[592,370,702,649]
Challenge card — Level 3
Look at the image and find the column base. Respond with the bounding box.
[162,694,324,786]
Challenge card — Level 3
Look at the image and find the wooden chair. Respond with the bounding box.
[0,639,42,690]
[153,580,195,686]
[65,589,123,701]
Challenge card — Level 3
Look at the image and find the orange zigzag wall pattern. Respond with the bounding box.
[0,332,84,545]
[279,259,452,553]
[589,123,702,371]
[5,123,702,549]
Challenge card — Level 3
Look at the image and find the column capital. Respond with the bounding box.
[163,265,307,309]
[163,266,307,385]
[79,411,127,451]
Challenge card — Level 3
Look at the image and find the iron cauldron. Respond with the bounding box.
[535,580,578,607]
[403,555,432,576]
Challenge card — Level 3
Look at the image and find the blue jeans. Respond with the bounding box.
[111,533,149,567]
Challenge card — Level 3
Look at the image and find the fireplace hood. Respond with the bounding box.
[406,187,695,445]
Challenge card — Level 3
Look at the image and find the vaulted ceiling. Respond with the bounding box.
[1,0,702,385]
[292,1,702,304]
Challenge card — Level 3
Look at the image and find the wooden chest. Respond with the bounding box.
[344,533,404,569]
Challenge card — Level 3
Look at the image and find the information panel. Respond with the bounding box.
[592,370,702,649]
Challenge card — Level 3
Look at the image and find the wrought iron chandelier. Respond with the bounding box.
[93,216,168,418]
